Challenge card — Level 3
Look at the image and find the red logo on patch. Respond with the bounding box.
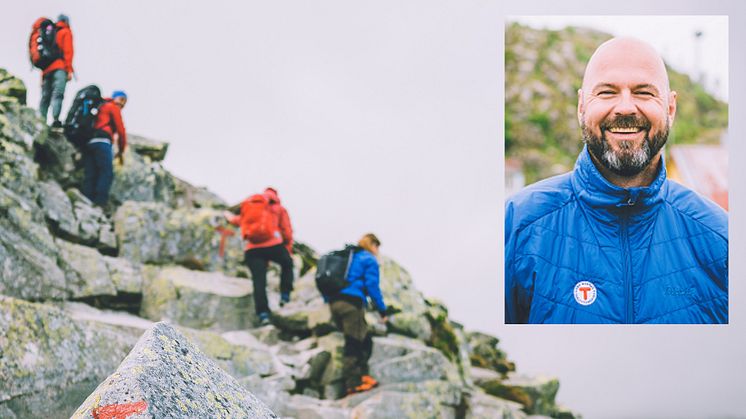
[573,281,597,306]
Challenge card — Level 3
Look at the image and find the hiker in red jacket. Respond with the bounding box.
[81,91,127,207]
[224,187,294,326]
[32,14,74,128]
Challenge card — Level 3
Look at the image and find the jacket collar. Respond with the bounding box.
[571,145,667,211]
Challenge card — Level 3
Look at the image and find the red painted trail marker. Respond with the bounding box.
[215,225,236,258]
[92,400,148,419]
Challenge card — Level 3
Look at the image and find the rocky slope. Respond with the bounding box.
[0,68,577,418]
[505,23,728,185]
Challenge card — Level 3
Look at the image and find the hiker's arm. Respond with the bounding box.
[504,200,529,324]
[279,207,293,252]
[112,106,127,153]
[63,30,74,76]
[363,259,386,316]
[224,211,240,226]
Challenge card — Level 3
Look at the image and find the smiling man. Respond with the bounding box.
[505,37,728,324]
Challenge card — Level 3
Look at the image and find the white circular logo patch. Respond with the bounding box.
[573,281,597,306]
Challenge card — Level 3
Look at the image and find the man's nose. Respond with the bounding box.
[613,90,638,115]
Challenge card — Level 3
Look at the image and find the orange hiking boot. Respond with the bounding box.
[354,375,379,393]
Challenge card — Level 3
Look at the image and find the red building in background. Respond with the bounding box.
[667,144,728,211]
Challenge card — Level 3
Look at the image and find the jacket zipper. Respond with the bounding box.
[621,213,633,323]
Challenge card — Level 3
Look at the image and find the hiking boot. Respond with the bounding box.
[361,375,377,385]
[51,120,62,129]
[279,293,290,308]
[353,375,378,393]
[258,312,271,326]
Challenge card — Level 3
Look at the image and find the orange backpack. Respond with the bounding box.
[29,18,61,69]
[240,194,279,243]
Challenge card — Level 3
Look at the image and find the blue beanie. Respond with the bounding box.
[112,90,127,100]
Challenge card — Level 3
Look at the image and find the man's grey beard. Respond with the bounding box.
[582,114,669,177]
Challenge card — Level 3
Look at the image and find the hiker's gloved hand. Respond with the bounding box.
[66,72,72,81]
[115,151,124,165]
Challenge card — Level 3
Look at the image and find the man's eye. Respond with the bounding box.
[636,91,654,96]
[598,91,615,95]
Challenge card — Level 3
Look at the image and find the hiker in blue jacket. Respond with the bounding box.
[328,233,387,394]
[505,37,728,324]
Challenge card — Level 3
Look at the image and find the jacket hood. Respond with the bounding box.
[264,188,280,204]
[32,17,49,30]
[571,145,667,211]
[56,21,70,31]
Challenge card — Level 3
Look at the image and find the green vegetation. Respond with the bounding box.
[467,331,515,376]
[481,380,534,412]
[292,242,318,276]
[426,310,460,363]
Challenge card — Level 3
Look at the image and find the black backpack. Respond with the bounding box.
[64,85,104,148]
[315,245,358,297]
[30,19,62,70]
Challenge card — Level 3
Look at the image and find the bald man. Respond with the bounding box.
[505,38,728,324]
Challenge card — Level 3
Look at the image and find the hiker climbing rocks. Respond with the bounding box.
[326,233,387,395]
[81,90,127,206]
[30,14,74,127]
[224,187,294,326]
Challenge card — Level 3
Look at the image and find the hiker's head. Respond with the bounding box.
[57,14,69,25]
[264,187,279,202]
[577,37,677,177]
[112,91,128,109]
[358,233,381,256]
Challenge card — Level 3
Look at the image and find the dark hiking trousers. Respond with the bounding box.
[81,140,114,206]
[244,244,294,315]
[39,69,67,122]
[330,299,373,391]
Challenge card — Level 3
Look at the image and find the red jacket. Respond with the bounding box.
[35,20,74,76]
[229,190,293,253]
[94,100,127,151]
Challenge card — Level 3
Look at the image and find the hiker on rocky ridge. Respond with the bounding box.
[328,233,387,395]
[81,91,127,206]
[224,187,294,326]
[30,14,74,128]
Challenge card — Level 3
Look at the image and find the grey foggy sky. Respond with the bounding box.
[2,1,746,418]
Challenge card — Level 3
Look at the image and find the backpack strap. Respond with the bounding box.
[343,247,356,281]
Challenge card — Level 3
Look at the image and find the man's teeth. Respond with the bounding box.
[608,127,641,133]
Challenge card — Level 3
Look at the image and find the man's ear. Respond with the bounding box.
[667,90,677,128]
[577,88,584,127]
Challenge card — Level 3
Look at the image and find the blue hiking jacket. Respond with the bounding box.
[339,249,387,315]
[505,146,728,324]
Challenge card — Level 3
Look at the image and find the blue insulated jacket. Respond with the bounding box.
[505,147,728,324]
[340,249,387,315]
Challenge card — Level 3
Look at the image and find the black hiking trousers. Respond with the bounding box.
[244,244,294,315]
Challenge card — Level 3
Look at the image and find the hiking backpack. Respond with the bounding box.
[240,194,279,243]
[29,18,62,70]
[64,85,104,148]
[315,245,358,297]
